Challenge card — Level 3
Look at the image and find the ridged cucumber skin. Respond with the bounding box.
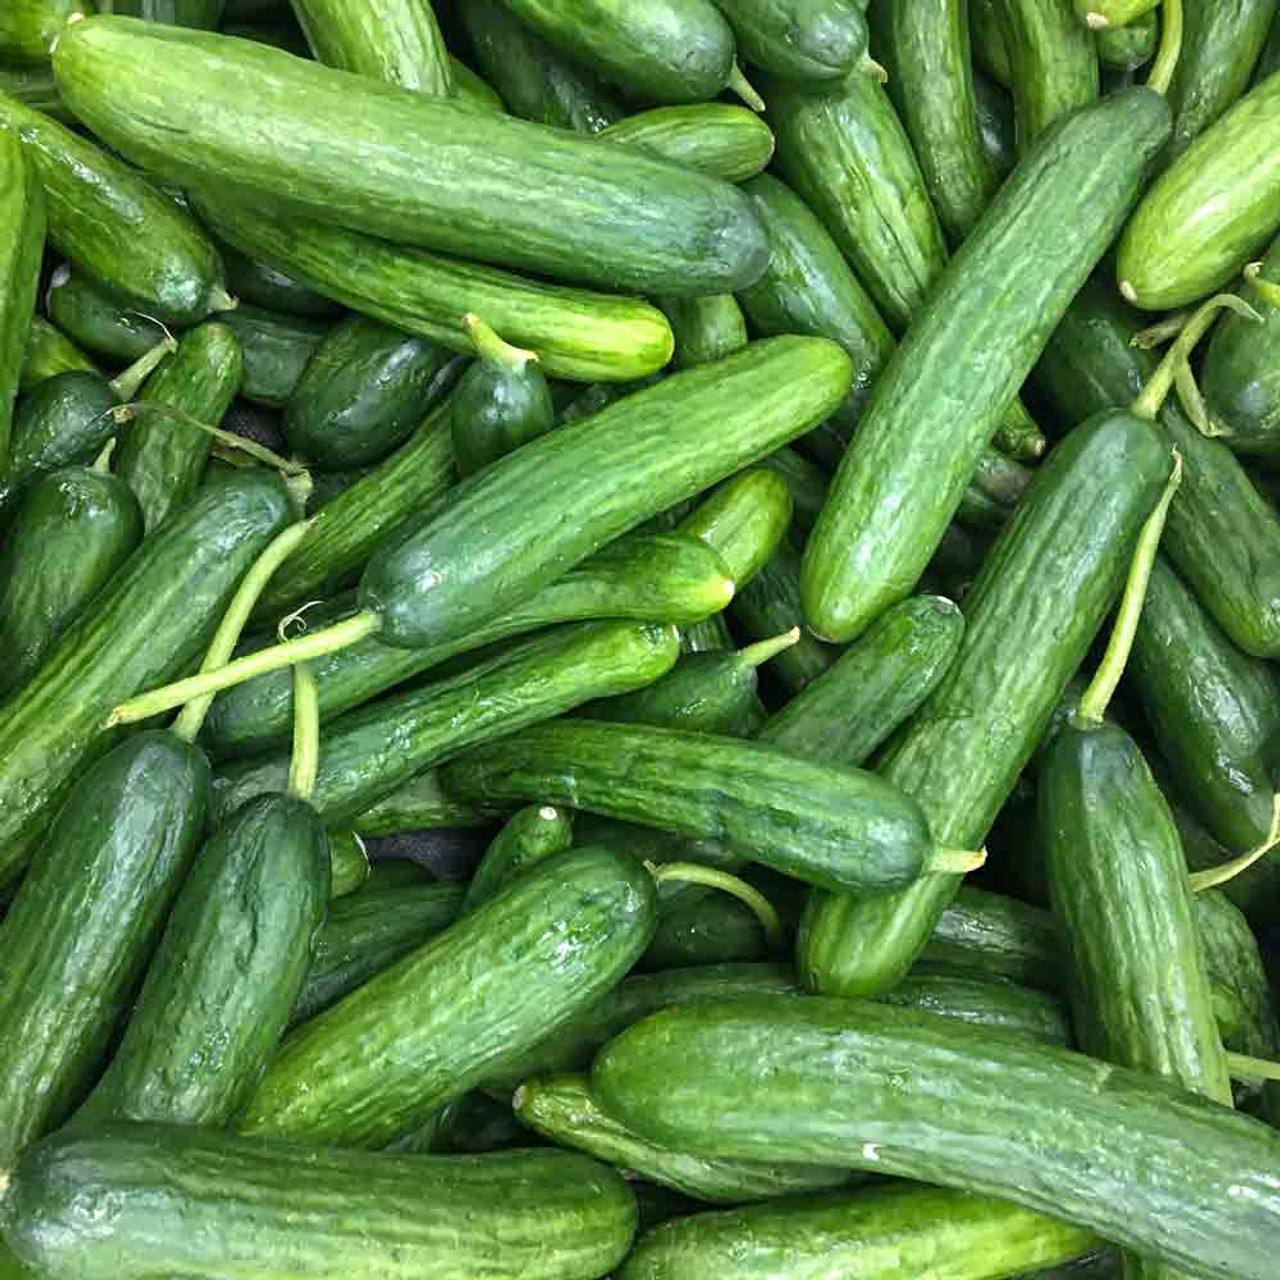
[880,970,1070,1045]
[1095,12,1157,71]
[658,295,747,369]
[19,316,95,391]
[195,189,674,384]
[45,269,172,363]
[291,0,452,96]
[0,92,229,326]
[0,467,142,700]
[924,886,1060,989]
[1118,71,1280,309]
[720,0,870,80]
[221,244,344,320]
[450,333,554,478]
[677,466,792,588]
[210,621,681,827]
[616,1183,1099,1280]
[0,1,90,63]
[600,106,775,183]
[1032,271,1280,657]
[798,412,1172,997]
[0,134,44,473]
[514,1074,851,1205]
[205,533,732,758]
[755,594,964,768]
[0,470,292,886]
[360,338,851,650]
[326,828,368,899]
[872,0,1001,243]
[236,846,657,1148]
[0,64,70,121]
[214,303,330,408]
[441,719,937,895]
[112,0,226,24]
[0,733,209,1165]
[115,322,244,533]
[462,804,574,914]
[592,999,1280,1280]
[56,19,769,298]
[351,770,489,836]
[761,69,948,334]
[800,88,1171,644]
[72,794,328,1129]
[5,1124,638,1280]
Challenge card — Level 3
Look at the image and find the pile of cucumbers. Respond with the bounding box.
[1,0,1280,1277]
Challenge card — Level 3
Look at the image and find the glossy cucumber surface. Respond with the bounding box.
[0,131,44,473]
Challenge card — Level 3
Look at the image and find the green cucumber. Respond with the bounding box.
[592,999,1280,1280]
[4,1124,637,1280]
[0,462,142,699]
[1096,10,1157,70]
[711,0,869,81]
[215,302,330,408]
[971,0,1013,84]
[462,804,574,914]
[657,295,747,369]
[1073,0,1159,29]
[111,0,226,24]
[599,106,775,183]
[450,56,504,111]
[45,267,173,364]
[192,187,675,383]
[514,1074,851,1204]
[1257,10,1280,84]
[291,0,452,96]
[640,889,792,968]
[0,91,233,325]
[220,18,311,53]
[19,316,94,391]
[880,970,1071,1045]
[56,18,770,297]
[798,411,1172,997]
[0,131,43,473]
[0,732,209,1164]
[326,828,368,898]
[0,2,90,63]
[115,321,244,532]
[615,1183,1099,1280]
[677,466,793,588]
[1118,71,1280,309]
[759,444,826,534]
[1020,1252,1123,1280]
[0,469,291,886]
[974,67,1017,173]
[365,859,433,888]
[352,770,489,836]
[221,244,344,319]
[0,64,71,121]
[800,89,1171,643]
[236,845,657,1148]
[923,885,1061,989]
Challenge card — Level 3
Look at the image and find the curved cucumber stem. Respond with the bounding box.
[931,847,988,875]
[737,628,801,669]
[1226,1051,1280,1083]
[1077,450,1181,725]
[728,62,766,113]
[1146,0,1183,96]
[1190,795,1280,893]
[111,403,309,475]
[646,861,782,953]
[107,335,177,402]
[1131,310,1191,350]
[463,313,537,373]
[110,610,380,731]
[91,439,116,473]
[1245,262,1280,310]
[286,651,320,802]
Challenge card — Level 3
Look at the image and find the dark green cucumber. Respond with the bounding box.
[352,770,489,836]
[615,1183,1099,1280]
[4,1124,637,1280]
[0,64,71,121]
[441,719,956,895]
[285,316,453,469]
[210,621,680,826]
[1020,1252,1123,1280]
[0,131,43,473]
[599,106,775,183]
[974,67,1017,173]
[449,56,504,111]
[800,89,1171,643]
[1095,11,1157,70]
[759,444,826,534]
[220,244,344,320]
[0,470,291,886]
[56,19,770,297]
[872,0,1002,243]
[677,466,793,588]
[1073,0,1158,27]
[193,187,674,383]
[761,68,948,333]
[640,888,795,968]
[115,321,244,532]
[880,969,1071,1045]
[592,999,1280,1280]
[111,0,226,24]
[236,846,657,1148]
[971,0,1013,84]
[462,804,574,914]
[0,1,90,62]
[1257,10,1280,84]
[327,827,368,898]
[0,733,208,1165]
[923,885,1061,989]
[798,412,1172,997]
[0,463,142,699]
[0,91,232,325]
[73,793,327,1128]
[289,881,464,1029]
[711,0,869,81]
[657,296,747,369]
[365,859,433,888]
[19,316,95,391]
[215,303,330,408]
[514,1074,851,1204]
[44,267,172,364]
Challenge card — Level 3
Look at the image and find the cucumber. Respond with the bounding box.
[115,321,244,532]
[220,244,344,320]
[192,187,675,383]
[215,303,329,408]
[923,886,1061,989]
[880,970,1071,1045]
[971,0,1013,84]
[291,0,452,96]
[0,132,44,473]
[0,732,209,1165]
[325,827,368,898]
[0,91,233,325]
[365,859,433,888]
[462,804,574,914]
[1021,1253,1123,1280]
[4,1124,637,1280]
[1095,11,1157,70]
[19,316,95,391]
[800,89,1171,643]
[450,56,504,111]
[1073,0,1158,28]
[677,466,793,588]
[641,888,780,968]
[1257,10,1280,85]
[599,106,775,183]
[111,0,226,24]
[799,412,1172,997]
[974,67,1017,173]
[592,999,1280,1280]
[44,267,173,364]
[0,2,90,63]
[0,463,142,699]
[236,846,657,1148]
[657,295,747,369]
[1117,71,1280,309]
[720,0,872,81]
[352,771,490,837]
[0,470,291,886]
[759,444,826,534]
[0,64,71,121]
[615,1184,1099,1280]
[55,19,771,297]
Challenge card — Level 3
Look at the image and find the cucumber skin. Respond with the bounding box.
[450,337,555,477]
[0,134,44,474]
[0,733,209,1165]
[5,1124,637,1280]
[221,245,344,320]
[1095,12,1157,71]
[0,467,142,700]
[799,411,1172,997]
[326,828,368,899]
[677,467,793,588]
[713,0,869,81]
[1257,11,1280,85]
[0,65,71,122]
[352,771,489,836]
[0,1,91,63]
[112,0,226,24]
[462,804,574,914]
[592,999,1280,1280]
[0,470,292,887]
[116,322,244,533]
[360,338,851,651]
[658,295,747,370]
[55,18,769,298]
[800,88,1171,644]
[600,106,776,183]
[45,270,172,364]
[20,317,96,391]
[215,304,330,408]
[236,846,658,1149]
[974,68,1017,174]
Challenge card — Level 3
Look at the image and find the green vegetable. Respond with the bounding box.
[44,267,175,364]
[0,131,44,473]
[449,57,504,111]
[0,63,71,120]
[677,466,793,589]
[325,828,369,899]
[971,0,1013,83]
[19,316,95,391]
[215,303,330,408]
[710,0,871,81]
[974,67,1017,172]
[657,296,747,369]
[1095,10,1158,70]
[352,771,489,836]
[599,105,776,183]
[0,1,90,63]
[220,244,343,319]
[110,0,226,24]
[1074,0,1159,30]
[461,804,574,914]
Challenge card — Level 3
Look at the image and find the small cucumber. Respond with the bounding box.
[19,316,95,391]
[0,132,44,473]
[677,466,793,588]
[352,771,490,836]
[44,267,173,363]
[461,804,574,914]
[0,1,91,63]
[599,106,775,183]
[220,244,344,319]
[657,295,748,369]
[1095,10,1157,70]
[711,0,870,81]
[923,885,1061,989]
[215,303,331,408]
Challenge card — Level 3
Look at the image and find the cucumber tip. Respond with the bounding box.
[1119,280,1138,304]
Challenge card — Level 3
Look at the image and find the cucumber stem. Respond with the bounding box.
[1226,1051,1280,1083]
[728,62,766,113]
[110,403,309,475]
[1190,795,1280,893]
[1131,310,1191,350]
[91,439,116,473]
[1077,451,1182,725]
[108,610,379,730]
[931,847,988,875]
[107,335,177,402]
[169,519,315,744]
[1245,262,1280,309]
[1146,0,1183,96]
[737,628,801,668]
[463,313,537,373]
[645,861,782,953]
[285,620,320,802]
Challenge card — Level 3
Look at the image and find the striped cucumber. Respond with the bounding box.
[0,131,44,474]
[677,466,793,589]
[599,106,776,183]
[657,296,747,369]
[0,1,90,63]
[45,268,178,364]
[19,317,94,391]
[220,244,344,320]
[461,804,574,914]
